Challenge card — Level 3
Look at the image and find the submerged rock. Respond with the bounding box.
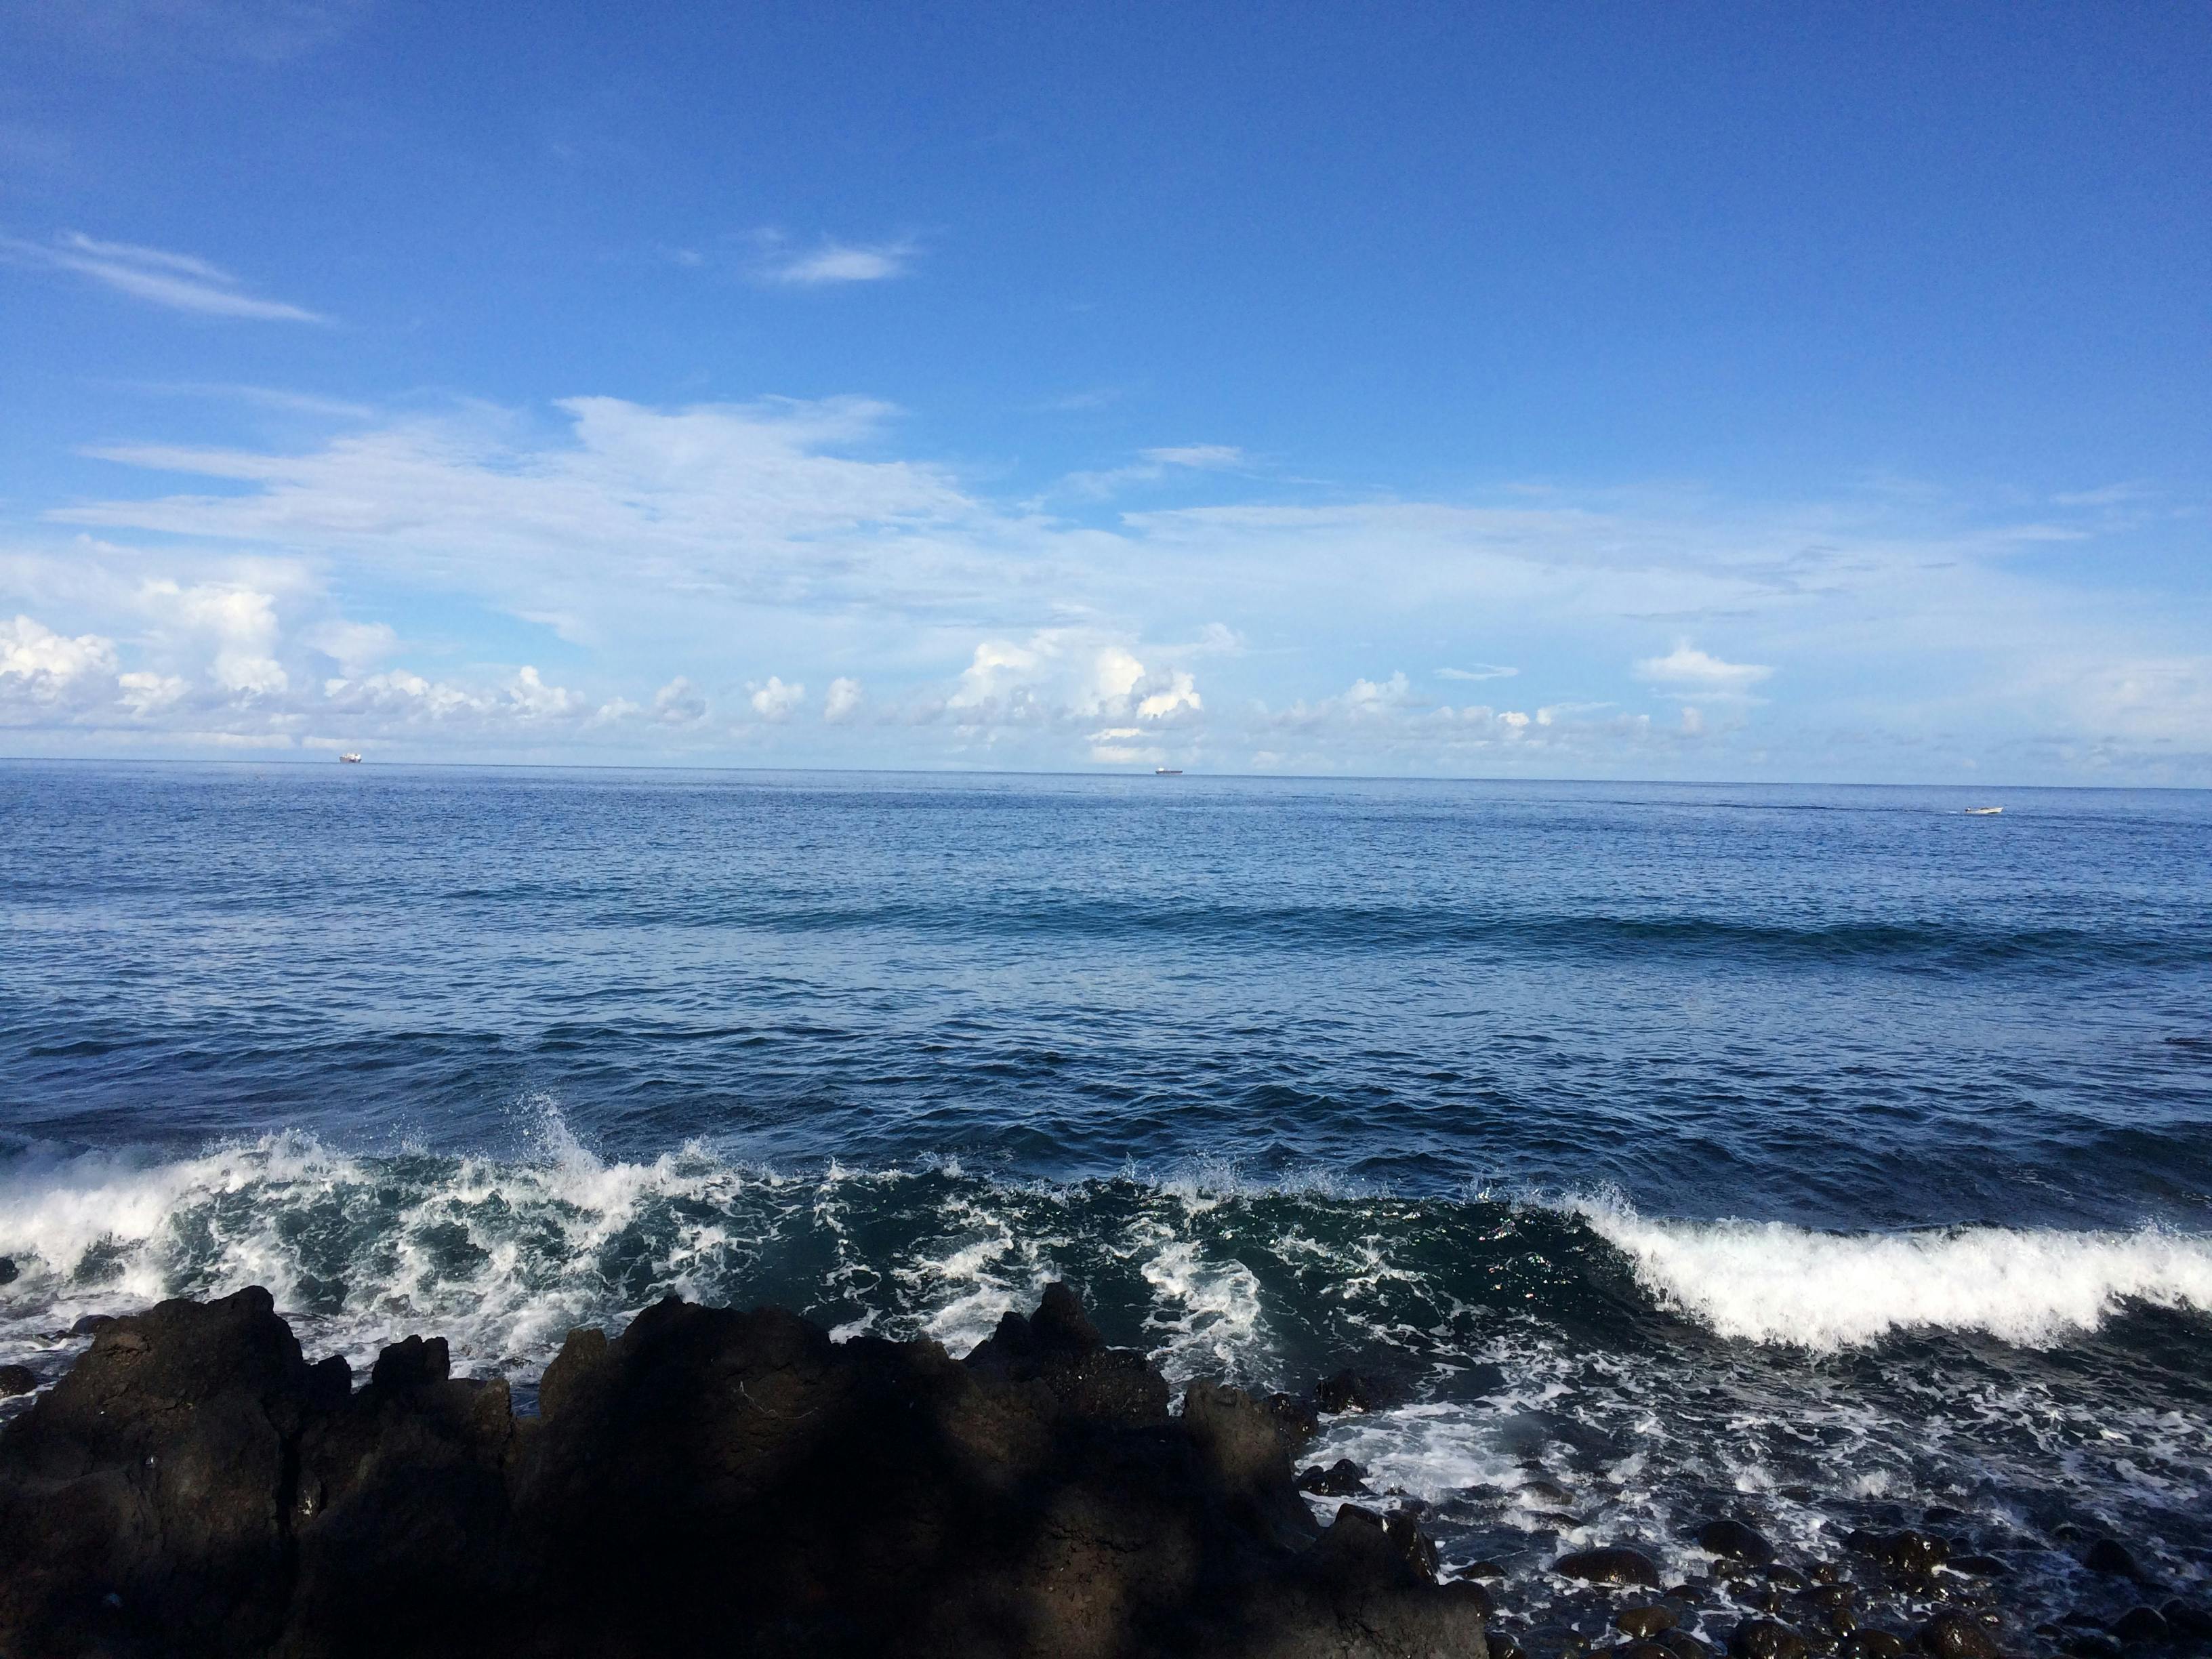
[1555,1546,1664,1587]
[1698,1518,1777,1568]
[1298,1456,1372,1496]
[0,1282,1487,1659]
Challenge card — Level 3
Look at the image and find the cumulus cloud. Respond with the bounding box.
[750,676,805,721]
[1633,642,1774,694]
[1,231,325,321]
[1,614,118,697]
[823,676,863,722]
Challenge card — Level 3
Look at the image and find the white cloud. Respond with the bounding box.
[760,238,915,286]
[1141,445,1244,470]
[1633,642,1774,694]
[1,614,117,691]
[823,676,863,722]
[507,665,578,718]
[143,579,289,695]
[1,231,325,322]
[1438,663,1517,682]
[651,676,707,724]
[750,676,805,721]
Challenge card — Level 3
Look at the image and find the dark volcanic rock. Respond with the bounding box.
[0,1256,16,1285]
[2108,1607,2169,1645]
[0,1282,1486,1659]
[1841,1633,1906,1659]
[1730,1619,1809,1659]
[1946,1555,2010,1578]
[1263,1389,1322,1452]
[1848,1529,1948,1576]
[1698,1518,1777,1567]
[1315,1368,1377,1414]
[1915,1614,1999,1659]
[67,1313,115,1336]
[0,1364,35,1397]
[2083,1538,2142,1579]
[1619,1603,1681,1638]
[1297,1456,1370,1496]
[1555,1546,1664,1587]
[2162,1599,2212,1639]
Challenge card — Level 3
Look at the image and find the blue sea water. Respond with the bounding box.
[1,762,2208,1622]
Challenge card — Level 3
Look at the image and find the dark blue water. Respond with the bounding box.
[2,762,2207,1630]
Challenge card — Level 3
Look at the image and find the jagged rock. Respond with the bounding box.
[0,1256,17,1286]
[1262,1391,1320,1452]
[1315,1368,1376,1414]
[1698,1518,1777,1567]
[0,1282,1484,1658]
[1555,1545,1664,1586]
[0,1364,35,1397]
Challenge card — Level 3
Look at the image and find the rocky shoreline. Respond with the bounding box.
[0,1284,2198,1659]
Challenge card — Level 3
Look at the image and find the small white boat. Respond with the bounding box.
[1154,767,1183,776]
[1963,805,2001,815]
[339,753,363,764]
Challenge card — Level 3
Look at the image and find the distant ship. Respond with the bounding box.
[1963,805,2001,815]
[340,753,363,764]
[1154,767,1183,776]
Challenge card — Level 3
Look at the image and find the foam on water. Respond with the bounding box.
[1573,1193,2212,1349]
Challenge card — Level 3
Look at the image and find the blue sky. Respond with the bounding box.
[1,1,2206,780]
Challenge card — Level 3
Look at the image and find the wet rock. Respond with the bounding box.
[1841,1633,1906,1659]
[1619,1603,1681,1639]
[1915,1614,1998,1659]
[1847,1530,1948,1576]
[1556,1547,1664,1588]
[1298,1456,1371,1496]
[1315,1368,1377,1414]
[0,1365,35,1397]
[1946,1555,2009,1578]
[1661,1633,1718,1659]
[1490,1631,1527,1659]
[66,1313,113,1336]
[2084,1538,2142,1580]
[2160,1599,2212,1639]
[1698,1519,1778,1568]
[0,1256,16,1286]
[1523,1623,1591,1659]
[1625,1643,1678,1659]
[2058,1635,2121,1659]
[1,1280,1488,1658]
[1462,1559,1508,1580]
[2108,1607,2169,1645]
[1262,1389,1320,1451]
[1767,1565,1807,1591]
[1667,1583,1705,1603]
[1730,1618,1809,1659]
[1922,1507,1966,1527]
[1443,1576,1496,1618]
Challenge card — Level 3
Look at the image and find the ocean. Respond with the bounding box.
[2,762,2208,1629]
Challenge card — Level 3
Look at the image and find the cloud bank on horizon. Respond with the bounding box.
[0,3,2205,783]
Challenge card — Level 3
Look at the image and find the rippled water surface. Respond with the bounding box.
[1,762,2208,1633]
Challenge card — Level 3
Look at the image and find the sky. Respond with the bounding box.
[1,1,2207,782]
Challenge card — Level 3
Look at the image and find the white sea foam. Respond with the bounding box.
[1573,1195,2212,1349]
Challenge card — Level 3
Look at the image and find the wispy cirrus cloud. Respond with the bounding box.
[2,231,326,322]
[756,233,918,287]
[1438,663,1518,682]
